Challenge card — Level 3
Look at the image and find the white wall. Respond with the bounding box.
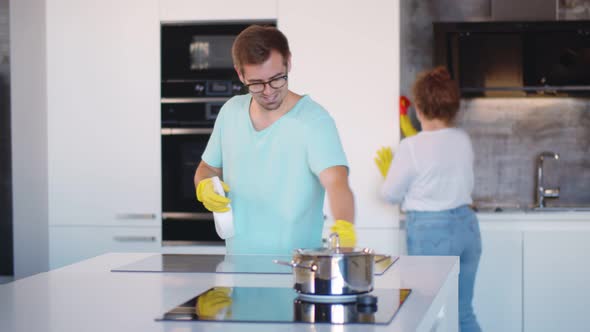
[10,0,49,278]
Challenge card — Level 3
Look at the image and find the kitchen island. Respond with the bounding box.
[0,253,459,332]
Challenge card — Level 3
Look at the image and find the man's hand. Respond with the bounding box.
[330,219,357,248]
[374,146,393,179]
[196,178,231,212]
[196,287,232,318]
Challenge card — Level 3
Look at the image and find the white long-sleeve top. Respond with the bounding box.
[381,127,474,212]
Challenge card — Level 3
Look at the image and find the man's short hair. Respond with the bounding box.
[232,25,291,74]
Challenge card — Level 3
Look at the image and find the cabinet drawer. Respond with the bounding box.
[49,226,161,269]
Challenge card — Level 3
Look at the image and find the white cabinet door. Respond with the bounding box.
[523,230,590,332]
[356,228,400,256]
[278,0,400,229]
[49,226,161,269]
[473,229,523,332]
[159,0,277,22]
[46,0,160,226]
[49,225,229,269]
[323,224,401,256]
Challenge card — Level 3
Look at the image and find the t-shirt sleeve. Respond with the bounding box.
[201,107,224,168]
[305,115,348,176]
[380,139,416,204]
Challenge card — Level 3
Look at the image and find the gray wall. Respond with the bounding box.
[0,0,12,276]
[400,0,590,208]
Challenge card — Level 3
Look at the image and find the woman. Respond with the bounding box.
[379,66,482,332]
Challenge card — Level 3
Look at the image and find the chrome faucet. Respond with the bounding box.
[535,151,560,208]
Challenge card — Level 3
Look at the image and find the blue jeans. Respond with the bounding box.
[406,205,482,332]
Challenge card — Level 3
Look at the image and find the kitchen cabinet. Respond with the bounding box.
[323,225,400,256]
[46,0,161,227]
[49,225,161,269]
[474,213,590,332]
[159,0,276,22]
[523,230,590,332]
[50,225,227,269]
[46,0,161,268]
[473,228,523,332]
[356,228,400,256]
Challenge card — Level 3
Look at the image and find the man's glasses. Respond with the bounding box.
[244,75,288,93]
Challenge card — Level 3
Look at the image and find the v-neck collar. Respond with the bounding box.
[246,94,308,135]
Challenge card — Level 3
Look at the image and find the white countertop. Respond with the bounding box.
[477,211,590,231]
[0,253,459,332]
[397,210,590,231]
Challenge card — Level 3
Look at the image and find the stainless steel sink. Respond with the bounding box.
[473,207,524,213]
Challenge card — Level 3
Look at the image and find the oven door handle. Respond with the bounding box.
[161,97,229,104]
[162,212,213,220]
[161,128,213,135]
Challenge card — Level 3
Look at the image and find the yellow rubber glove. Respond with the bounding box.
[196,178,231,212]
[400,113,418,137]
[196,287,232,318]
[374,146,393,179]
[330,219,357,248]
[400,96,419,138]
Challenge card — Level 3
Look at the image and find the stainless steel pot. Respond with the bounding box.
[274,234,389,296]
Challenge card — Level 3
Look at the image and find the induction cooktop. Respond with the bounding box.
[156,287,411,325]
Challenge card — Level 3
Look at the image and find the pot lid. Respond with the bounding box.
[295,246,374,257]
[294,233,374,257]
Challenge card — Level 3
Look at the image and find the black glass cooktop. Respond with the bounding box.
[157,287,411,325]
[112,254,398,275]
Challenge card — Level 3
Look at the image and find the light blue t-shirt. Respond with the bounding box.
[202,94,348,255]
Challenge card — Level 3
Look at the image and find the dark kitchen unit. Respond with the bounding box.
[434,20,590,97]
[160,21,275,245]
[0,0,13,278]
[0,71,11,277]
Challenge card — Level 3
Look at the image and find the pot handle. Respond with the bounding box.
[272,259,318,272]
[329,232,341,249]
[375,255,392,264]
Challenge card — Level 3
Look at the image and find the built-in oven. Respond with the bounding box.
[161,22,273,96]
[161,99,225,245]
[160,21,275,245]
[162,23,247,81]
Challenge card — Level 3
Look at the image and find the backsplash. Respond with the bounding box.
[457,98,590,208]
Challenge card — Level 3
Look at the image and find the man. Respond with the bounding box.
[193,25,356,255]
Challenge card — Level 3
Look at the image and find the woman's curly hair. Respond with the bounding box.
[412,66,460,124]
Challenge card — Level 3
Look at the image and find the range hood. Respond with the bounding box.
[491,0,557,21]
[434,20,590,97]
